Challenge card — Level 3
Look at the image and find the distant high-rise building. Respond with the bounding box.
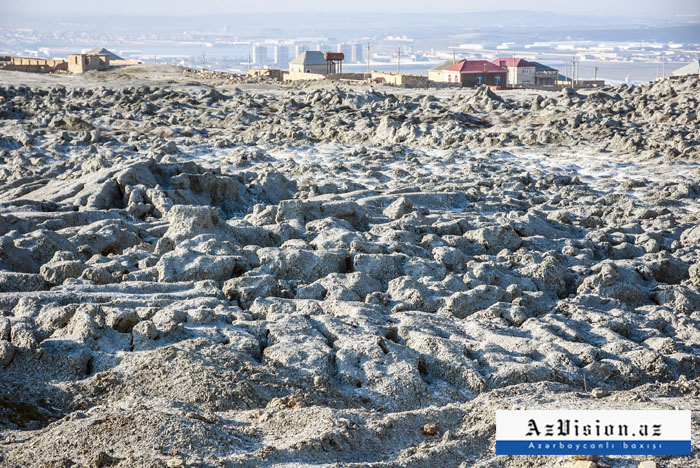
[337,43,352,60]
[295,44,306,57]
[350,43,363,63]
[273,45,289,66]
[252,44,267,66]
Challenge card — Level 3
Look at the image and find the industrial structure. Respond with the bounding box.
[324,52,344,74]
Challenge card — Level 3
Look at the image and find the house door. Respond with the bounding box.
[477,75,483,85]
[495,76,501,86]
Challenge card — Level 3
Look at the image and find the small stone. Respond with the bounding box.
[166,457,185,468]
[90,451,115,468]
[422,423,440,436]
[591,387,610,398]
[570,461,597,468]
[638,462,657,468]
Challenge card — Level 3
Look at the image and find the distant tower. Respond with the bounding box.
[273,45,289,67]
[252,44,267,66]
[295,44,305,57]
[350,43,362,63]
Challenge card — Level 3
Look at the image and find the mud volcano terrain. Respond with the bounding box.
[0,69,699,467]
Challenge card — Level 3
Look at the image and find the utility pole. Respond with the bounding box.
[367,43,370,73]
[594,66,599,83]
[248,54,251,72]
[397,47,401,75]
[202,52,205,71]
[662,60,666,78]
[571,57,576,87]
[452,50,456,66]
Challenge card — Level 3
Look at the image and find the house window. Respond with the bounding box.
[495,76,501,86]
[305,69,310,73]
[477,75,483,85]
[448,74,452,82]
[500,61,506,67]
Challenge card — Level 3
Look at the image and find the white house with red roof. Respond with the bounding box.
[439,59,507,87]
[492,57,537,86]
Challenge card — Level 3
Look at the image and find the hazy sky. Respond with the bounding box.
[2,0,699,18]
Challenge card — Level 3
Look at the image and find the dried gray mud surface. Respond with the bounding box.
[0,67,699,467]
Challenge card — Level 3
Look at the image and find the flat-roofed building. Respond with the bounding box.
[67,53,109,74]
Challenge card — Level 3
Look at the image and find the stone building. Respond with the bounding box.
[0,57,67,73]
[67,53,110,74]
[288,51,327,75]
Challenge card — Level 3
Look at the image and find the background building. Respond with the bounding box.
[273,45,289,67]
[252,44,267,66]
[350,43,363,63]
[337,43,352,61]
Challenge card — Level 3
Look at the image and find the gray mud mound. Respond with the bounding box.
[0,73,699,468]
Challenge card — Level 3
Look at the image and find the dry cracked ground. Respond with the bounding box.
[0,66,699,468]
